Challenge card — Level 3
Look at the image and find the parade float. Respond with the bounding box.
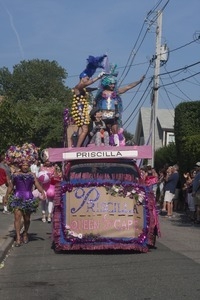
[47,55,160,253]
[47,145,160,253]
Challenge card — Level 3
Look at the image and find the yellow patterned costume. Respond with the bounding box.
[71,88,90,127]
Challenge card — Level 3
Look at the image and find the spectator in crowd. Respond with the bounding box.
[183,169,196,220]
[172,164,181,212]
[0,167,11,213]
[156,167,167,206]
[0,153,11,213]
[192,162,200,224]
[161,165,179,218]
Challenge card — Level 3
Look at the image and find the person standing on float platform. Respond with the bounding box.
[94,72,145,146]
[71,55,107,147]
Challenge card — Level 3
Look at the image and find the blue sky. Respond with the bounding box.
[0,0,200,132]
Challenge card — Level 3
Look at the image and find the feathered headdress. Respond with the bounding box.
[79,55,107,79]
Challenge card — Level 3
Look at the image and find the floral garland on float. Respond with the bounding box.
[53,181,159,252]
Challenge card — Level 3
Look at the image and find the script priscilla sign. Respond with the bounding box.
[65,187,144,239]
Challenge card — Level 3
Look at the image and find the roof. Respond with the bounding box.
[134,107,175,146]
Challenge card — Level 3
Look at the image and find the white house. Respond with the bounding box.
[134,107,175,150]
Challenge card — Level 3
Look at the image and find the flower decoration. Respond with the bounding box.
[105,184,145,205]
[102,91,117,99]
[63,108,69,127]
[8,195,39,213]
[6,143,39,165]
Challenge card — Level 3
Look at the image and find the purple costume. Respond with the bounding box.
[8,173,39,212]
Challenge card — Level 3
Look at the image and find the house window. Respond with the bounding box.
[166,132,175,145]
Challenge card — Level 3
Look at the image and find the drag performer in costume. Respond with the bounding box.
[94,73,145,146]
[5,143,46,247]
[39,159,59,223]
[71,55,107,147]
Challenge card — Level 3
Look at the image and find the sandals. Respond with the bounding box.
[15,239,21,247]
[23,233,29,244]
[42,214,46,223]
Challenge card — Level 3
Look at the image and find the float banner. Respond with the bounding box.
[65,187,144,239]
[63,150,138,160]
[47,145,152,162]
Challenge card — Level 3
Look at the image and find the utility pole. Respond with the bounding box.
[151,10,162,167]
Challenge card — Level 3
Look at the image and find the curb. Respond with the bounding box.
[0,224,14,263]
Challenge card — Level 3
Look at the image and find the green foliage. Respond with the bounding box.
[6,59,69,102]
[0,67,13,95]
[124,130,134,145]
[155,101,200,174]
[154,143,177,172]
[0,59,73,151]
[174,101,200,173]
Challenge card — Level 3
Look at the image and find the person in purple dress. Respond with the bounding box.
[5,160,46,247]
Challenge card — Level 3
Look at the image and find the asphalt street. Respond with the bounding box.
[0,205,200,300]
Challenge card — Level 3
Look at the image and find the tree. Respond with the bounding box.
[154,143,177,172]
[124,130,134,145]
[2,59,70,102]
[174,101,200,173]
[0,59,73,150]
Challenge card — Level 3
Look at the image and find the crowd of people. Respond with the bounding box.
[141,162,200,223]
[1,148,200,249]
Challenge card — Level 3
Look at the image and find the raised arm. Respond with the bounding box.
[74,72,105,91]
[118,75,145,94]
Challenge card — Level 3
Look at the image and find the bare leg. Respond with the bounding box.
[104,132,110,146]
[76,125,88,147]
[41,199,47,222]
[167,202,173,216]
[162,201,167,211]
[22,212,31,243]
[14,209,23,244]
[95,132,101,146]
[196,205,200,222]
[112,124,119,146]
[47,200,53,222]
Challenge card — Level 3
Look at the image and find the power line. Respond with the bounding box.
[159,60,200,77]
[123,62,152,113]
[159,77,175,108]
[123,77,154,128]
[163,65,192,101]
[124,84,153,130]
[159,71,200,87]
[118,1,170,86]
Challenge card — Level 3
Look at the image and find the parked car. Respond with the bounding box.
[47,145,160,253]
